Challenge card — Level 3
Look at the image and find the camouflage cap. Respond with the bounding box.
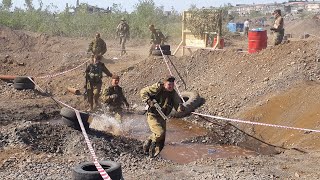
[121,17,126,21]
[112,74,120,80]
[149,24,155,30]
[164,75,175,82]
[272,9,281,15]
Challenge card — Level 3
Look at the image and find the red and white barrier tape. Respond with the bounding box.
[28,77,111,180]
[36,60,89,79]
[192,112,320,133]
[159,49,320,133]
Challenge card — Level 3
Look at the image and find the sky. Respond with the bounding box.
[10,0,286,12]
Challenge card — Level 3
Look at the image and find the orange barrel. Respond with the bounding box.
[248,30,267,54]
[213,37,224,49]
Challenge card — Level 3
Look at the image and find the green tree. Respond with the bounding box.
[24,0,34,11]
[2,0,12,10]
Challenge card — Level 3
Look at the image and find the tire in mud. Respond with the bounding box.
[13,82,35,90]
[171,91,202,118]
[72,161,123,180]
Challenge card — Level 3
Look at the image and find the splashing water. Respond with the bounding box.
[89,111,149,139]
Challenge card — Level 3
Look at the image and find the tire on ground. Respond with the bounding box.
[72,161,123,180]
[60,107,89,121]
[13,76,34,83]
[159,45,170,51]
[152,50,171,56]
[171,91,202,118]
[60,107,90,131]
[61,117,90,131]
[13,82,35,90]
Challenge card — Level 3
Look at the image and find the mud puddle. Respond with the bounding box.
[89,112,257,164]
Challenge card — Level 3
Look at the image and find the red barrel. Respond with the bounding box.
[248,30,267,53]
[213,37,224,49]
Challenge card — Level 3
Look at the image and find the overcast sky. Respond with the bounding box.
[11,0,286,12]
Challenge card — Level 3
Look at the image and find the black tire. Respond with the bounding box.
[13,82,35,90]
[171,91,202,118]
[61,117,90,131]
[73,161,123,180]
[159,45,170,51]
[152,50,171,56]
[60,107,89,121]
[13,76,34,83]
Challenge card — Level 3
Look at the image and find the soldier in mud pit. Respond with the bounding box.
[85,55,113,111]
[101,74,129,121]
[116,17,130,56]
[270,9,284,46]
[140,75,185,158]
[88,33,107,56]
[148,24,165,56]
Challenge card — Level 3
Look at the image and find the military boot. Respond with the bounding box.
[149,141,156,158]
[142,139,151,155]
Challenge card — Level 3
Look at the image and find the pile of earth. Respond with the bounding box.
[285,17,320,38]
[1,25,320,179]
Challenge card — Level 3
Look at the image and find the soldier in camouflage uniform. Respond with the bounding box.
[270,9,284,46]
[116,18,130,56]
[85,55,113,111]
[88,33,107,56]
[102,75,129,120]
[148,24,165,56]
[140,75,185,158]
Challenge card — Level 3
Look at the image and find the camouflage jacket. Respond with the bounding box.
[85,62,112,84]
[140,82,182,116]
[116,22,130,37]
[273,15,284,31]
[88,38,107,55]
[102,85,129,108]
[150,29,165,45]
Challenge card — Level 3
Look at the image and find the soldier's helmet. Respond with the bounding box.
[121,17,126,21]
[149,24,155,30]
[95,33,101,38]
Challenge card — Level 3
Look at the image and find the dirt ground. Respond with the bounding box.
[1,16,320,179]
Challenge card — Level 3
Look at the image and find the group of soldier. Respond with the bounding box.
[84,18,183,158]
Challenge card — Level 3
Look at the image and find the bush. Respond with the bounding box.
[0,0,182,39]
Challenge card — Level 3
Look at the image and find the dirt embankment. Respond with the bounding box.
[1,25,320,179]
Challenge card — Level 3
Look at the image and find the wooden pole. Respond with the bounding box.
[0,75,16,80]
[67,87,81,95]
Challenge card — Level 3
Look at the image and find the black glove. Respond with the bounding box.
[147,99,155,107]
[109,94,118,99]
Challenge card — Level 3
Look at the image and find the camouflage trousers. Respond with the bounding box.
[87,82,102,110]
[119,36,127,56]
[273,29,284,46]
[146,112,166,152]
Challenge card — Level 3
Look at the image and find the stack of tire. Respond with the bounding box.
[60,107,90,132]
[171,91,202,118]
[13,76,35,90]
[152,45,171,56]
[73,161,123,180]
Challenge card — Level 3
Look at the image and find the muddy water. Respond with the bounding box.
[90,113,257,164]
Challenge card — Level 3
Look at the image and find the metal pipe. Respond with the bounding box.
[67,87,81,95]
[0,75,16,80]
